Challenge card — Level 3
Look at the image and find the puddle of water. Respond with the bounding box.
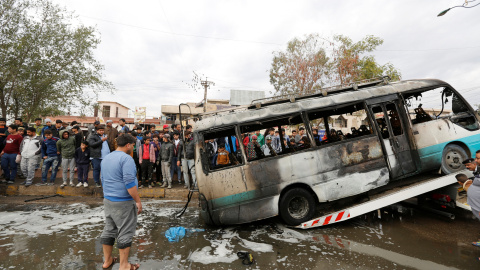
[0,200,478,269]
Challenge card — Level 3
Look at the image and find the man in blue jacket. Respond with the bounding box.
[100,134,141,270]
[38,129,60,185]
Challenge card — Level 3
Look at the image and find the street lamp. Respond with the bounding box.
[437,0,480,16]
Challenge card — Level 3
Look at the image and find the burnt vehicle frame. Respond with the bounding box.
[192,77,480,226]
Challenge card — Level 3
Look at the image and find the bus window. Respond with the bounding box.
[201,127,243,171]
[239,114,306,161]
[372,106,389,139]
[403,87,479,131]
[308,102,373,144]
[385,103,403,136]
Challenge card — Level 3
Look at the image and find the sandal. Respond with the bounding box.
[130,263,140,270]
[102,257,118,269]
[472,241,480,247]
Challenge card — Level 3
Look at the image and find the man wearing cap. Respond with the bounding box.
[105,120,118,152]
[41,118,53,138]
[88,125,110,188]
[88,120,100,139]
[261,135,278,157]
[162,124,169,134]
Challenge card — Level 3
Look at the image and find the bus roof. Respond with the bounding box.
[194,79,450,132]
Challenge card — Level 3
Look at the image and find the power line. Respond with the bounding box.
[79,14,284,46]
[376,46,480,52]
[78,13,480,53]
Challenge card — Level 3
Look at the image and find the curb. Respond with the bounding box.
[0,184,198,200]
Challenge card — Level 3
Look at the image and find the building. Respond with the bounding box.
[44,100,168,130]
[230,90,265,106]
[95,101,130,118]
[161,99,235,122]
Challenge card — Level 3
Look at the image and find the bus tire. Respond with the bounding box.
[441,144,468,174]
[279,188,316,226]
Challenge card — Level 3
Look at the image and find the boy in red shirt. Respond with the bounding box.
[139,137,155,189]
[0,125,23,184]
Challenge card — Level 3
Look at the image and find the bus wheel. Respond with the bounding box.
[279,188,316,226]
[441,144,468,174]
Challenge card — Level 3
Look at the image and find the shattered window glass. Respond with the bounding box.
[239,114,308,161]
[372,106,389,139]
[201,127,243,171]
[403,87,479,131]
[385,103,403,136]
[308,103,373,144]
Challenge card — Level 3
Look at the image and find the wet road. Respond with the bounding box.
[0,199,479,270]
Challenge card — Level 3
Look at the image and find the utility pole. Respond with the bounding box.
[201,78,215,112]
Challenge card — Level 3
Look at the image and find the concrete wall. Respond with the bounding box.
[99,101,130,118]
[230,90,266,106]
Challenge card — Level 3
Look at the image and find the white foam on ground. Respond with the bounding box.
[268,226,307,243]
[238,238,273,253]
[0,202,184,238]
[0,206,104,237]
[189,235,238,265]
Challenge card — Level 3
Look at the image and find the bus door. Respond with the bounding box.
[367,95,417,179]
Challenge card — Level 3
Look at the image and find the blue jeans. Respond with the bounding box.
[41,156,60,183]
[170,156,182,182]
[92,158,102,184]
[1,153,18,181]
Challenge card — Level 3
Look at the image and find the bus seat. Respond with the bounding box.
[414,107,432,124]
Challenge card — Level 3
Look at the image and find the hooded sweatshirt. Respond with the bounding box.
[56,130,76,159]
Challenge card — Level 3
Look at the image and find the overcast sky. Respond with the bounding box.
[52,0,480,117]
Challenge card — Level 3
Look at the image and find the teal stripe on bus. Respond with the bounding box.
[210,190,260,208]
[417,133,480,163]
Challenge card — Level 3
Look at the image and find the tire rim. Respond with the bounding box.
[445,150,464,170]
[288,196,309,219]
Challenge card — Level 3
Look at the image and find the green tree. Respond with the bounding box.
[0,0,113,122]
[269,34,401,97]
[269,34,331,96]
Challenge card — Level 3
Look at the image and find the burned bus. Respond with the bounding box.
[192,78,480,226]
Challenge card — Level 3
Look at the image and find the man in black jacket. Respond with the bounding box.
[171,132,182,185]
[179,131,196,189]
[51,120,65,138]
[88,125,108,188]
[71,126,84,149]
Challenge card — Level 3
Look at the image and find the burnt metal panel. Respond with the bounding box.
[240,136,387,202]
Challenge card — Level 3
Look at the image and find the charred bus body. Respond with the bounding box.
[193,78,480,226]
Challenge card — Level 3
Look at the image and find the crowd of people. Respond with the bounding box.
[0,117,196,189]
[204,126,326,169]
